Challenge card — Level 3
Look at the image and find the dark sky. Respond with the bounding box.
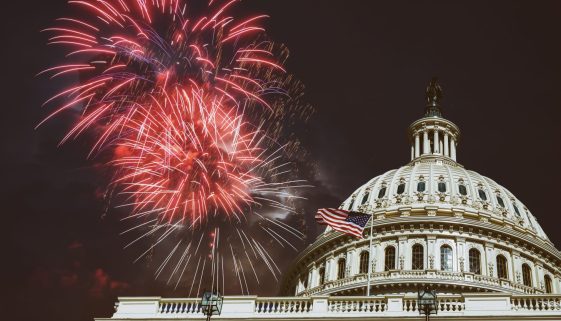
[2,1,561,321]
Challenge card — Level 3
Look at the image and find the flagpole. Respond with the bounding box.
[366,214,373,296]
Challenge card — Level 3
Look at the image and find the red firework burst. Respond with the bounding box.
[111,87,265,225]
[39,0,295,227]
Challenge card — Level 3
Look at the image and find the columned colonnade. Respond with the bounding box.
[408,116,460,162]
[410,126,457,161]
[295,232,561,296]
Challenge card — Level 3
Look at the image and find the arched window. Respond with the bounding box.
[384,246,396,271]
[361,191,370,205]
[359,251,369,274]
[417,181,426,192]
[496,255,508,279]
[527,215,536,230]
[459,184,467,196]
[378,186,387,198]
[440,245,453,271]
[513,203,522,217]
[348,197,355,211]
[337,258,346,279]
[469,248,481,274]
[522,264,532,287]
[302,273,308,289]
[438,182,447,193]
[545,275,553,294]
[412,244,424,270]
[397,183,405,194]
[478,189,487,201]
[496,196,505,208]
[318,267,325,285]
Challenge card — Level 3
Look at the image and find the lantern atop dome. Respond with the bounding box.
[409,78,460,164]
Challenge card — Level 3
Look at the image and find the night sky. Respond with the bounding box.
[2,1,561,321]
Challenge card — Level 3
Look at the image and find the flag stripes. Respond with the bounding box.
[315,208,371,239]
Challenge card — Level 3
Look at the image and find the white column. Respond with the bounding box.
[414,134,420,158]
[411,145,414,160]
[456,238,465,272]
[444,133,449,157]
[511,252,521,284]
[326,255,335,281]
[310,265,317,288]
[509,253,518,284]
[374,241,381,272]
[535,263,544,290]
[348,248,356,276]
[398,236,407,270]
[427,236,436,270]
[433,128,439,154]
[450,138,457,161]
[484,243,495,277]
[423,130,429,154]
[297,279,304,294]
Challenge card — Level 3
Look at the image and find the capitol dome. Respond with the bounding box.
[282,79,561,297]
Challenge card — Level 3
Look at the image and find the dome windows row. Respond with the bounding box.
[345,176,535,230]
[297,241,556,294]
[353,177,524,207]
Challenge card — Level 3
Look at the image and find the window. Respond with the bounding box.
[522,264,532,287]
[478,189,487,201]
[384,246,396,271]
[527,215,535,229]
[469,248,481,274]
[361,191,370,205]
[359,251,369,274]
[438,182,447,193]
[412,244,424,270]
[337,258,346,279]
[417,181,426,192]
[497,196,505,208]
[440,245,453,271]
[459,184,467,196]
[378,187,387,198]
[513,203,521,217]
[318,267,325,285]
[545,275,553,294]
[302,273,308,289]
[397,183,405,195]
[497,255,508,279]
[348,197,355,211]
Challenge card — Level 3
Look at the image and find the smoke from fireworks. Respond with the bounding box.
[40,0,313,293]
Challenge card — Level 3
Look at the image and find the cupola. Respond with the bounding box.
[408,77,461,165]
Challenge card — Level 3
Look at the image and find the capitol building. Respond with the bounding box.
[98,81,561,320]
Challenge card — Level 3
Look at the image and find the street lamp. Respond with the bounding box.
[418,287,437,321]
[200,290,223,321]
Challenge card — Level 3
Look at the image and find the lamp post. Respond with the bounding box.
[200,291,223,321]
[418,287,437,321]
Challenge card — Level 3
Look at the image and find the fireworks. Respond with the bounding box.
[40,0,313,293]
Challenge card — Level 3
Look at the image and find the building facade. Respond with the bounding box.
[98,80,561,320]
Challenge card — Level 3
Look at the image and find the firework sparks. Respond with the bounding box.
[40,0,313,293]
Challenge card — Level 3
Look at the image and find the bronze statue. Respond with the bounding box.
[425,77,443,117]
[426,77,442,106]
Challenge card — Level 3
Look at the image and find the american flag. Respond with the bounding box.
[315,208,371,238]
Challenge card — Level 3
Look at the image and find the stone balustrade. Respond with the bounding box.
[511,295,561,311]
[100,293,561,320]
